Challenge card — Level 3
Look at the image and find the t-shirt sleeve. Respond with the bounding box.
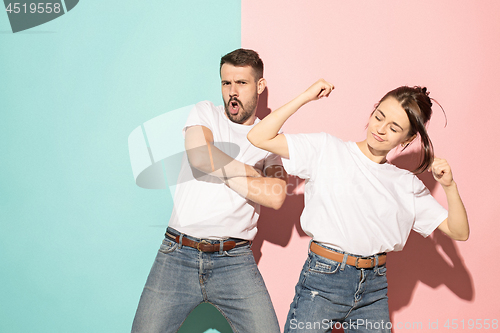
[183,101,216,135]
[282,133,327,179]
[412,176,449,237]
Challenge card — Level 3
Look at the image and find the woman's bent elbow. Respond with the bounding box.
[455,233,470,241]
[247,132,261,148]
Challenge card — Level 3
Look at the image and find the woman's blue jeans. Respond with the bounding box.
[284,243,391,333]
[131,228,280,333]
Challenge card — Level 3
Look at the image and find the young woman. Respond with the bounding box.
[247,79,469,333]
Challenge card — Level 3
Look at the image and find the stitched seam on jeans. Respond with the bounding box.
[376,266,387,276]
[308,257,341,274]
[210,302,238,333]
[158,242,178,254]
[223,244,252,257]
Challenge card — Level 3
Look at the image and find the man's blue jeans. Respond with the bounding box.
[284,243,391,333]
[131,228,280,333]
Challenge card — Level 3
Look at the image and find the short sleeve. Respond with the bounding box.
[183,101,216,135]
[282,133,328,179]
[412,176,449,237]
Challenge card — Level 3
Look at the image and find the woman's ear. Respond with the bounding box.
[401,134,417,148]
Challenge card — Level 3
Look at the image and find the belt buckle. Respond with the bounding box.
[196,240,211,252]
[355,257,374,269]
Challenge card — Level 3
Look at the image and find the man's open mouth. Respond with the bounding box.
[229,100,240,115]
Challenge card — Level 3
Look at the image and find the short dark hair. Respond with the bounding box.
[220,48,264,80]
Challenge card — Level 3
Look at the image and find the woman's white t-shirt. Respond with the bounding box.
[283,132,448,256]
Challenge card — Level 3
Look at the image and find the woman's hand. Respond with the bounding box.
[248,78,334,159]
[301,79,335,103]
[430,157,454,187]
[432,157,469,241]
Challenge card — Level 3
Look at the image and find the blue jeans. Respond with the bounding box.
[131,228,280,333]
[284,243,391,333]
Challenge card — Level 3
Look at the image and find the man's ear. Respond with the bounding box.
[257,78,267,95]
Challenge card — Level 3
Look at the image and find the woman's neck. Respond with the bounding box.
[356,140,389,164]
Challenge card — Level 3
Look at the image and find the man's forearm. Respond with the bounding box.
[187,143,260,179]
[225,175,287,210]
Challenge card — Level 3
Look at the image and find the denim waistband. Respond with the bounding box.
[312,241,386,258]
[165,227,250,245]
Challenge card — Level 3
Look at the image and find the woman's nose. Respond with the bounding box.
[376,123,386,134]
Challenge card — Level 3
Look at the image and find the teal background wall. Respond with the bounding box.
[0,1,239,332]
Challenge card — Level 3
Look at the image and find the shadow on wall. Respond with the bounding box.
[387,152,474,320]
[252,180,307,264]
[252,87,308,264]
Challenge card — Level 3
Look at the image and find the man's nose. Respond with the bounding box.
[229,85,238,97]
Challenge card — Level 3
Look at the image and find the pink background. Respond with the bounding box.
[243,1,500,331]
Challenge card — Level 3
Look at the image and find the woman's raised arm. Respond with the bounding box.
[433,157,470,241]
[247,79,334,158]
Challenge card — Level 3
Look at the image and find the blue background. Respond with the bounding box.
[0,1,240,332]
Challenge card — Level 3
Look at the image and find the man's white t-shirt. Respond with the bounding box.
[168,101,282,240]
[283,132,448,256]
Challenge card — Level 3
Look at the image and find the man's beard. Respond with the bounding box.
[224,96,257,124]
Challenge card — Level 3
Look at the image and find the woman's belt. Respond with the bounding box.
[310,242,386,269]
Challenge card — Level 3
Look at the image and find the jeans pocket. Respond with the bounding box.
[158,238,178,254]
[308,255,341,274]
[224,244,252,257]
[376,265,387,276]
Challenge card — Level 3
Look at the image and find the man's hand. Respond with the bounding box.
[185,125,256,179]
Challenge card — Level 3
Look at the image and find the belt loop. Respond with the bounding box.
[375,255,379,269]
[308,239,313,254]
[178,234,184,249]
[219,240,224,255]
[340,253,348,271]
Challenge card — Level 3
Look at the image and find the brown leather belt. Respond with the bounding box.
[310,242,386,269]
[165,232,250,253]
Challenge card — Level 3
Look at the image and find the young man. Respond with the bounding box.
[131,49,287,333]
